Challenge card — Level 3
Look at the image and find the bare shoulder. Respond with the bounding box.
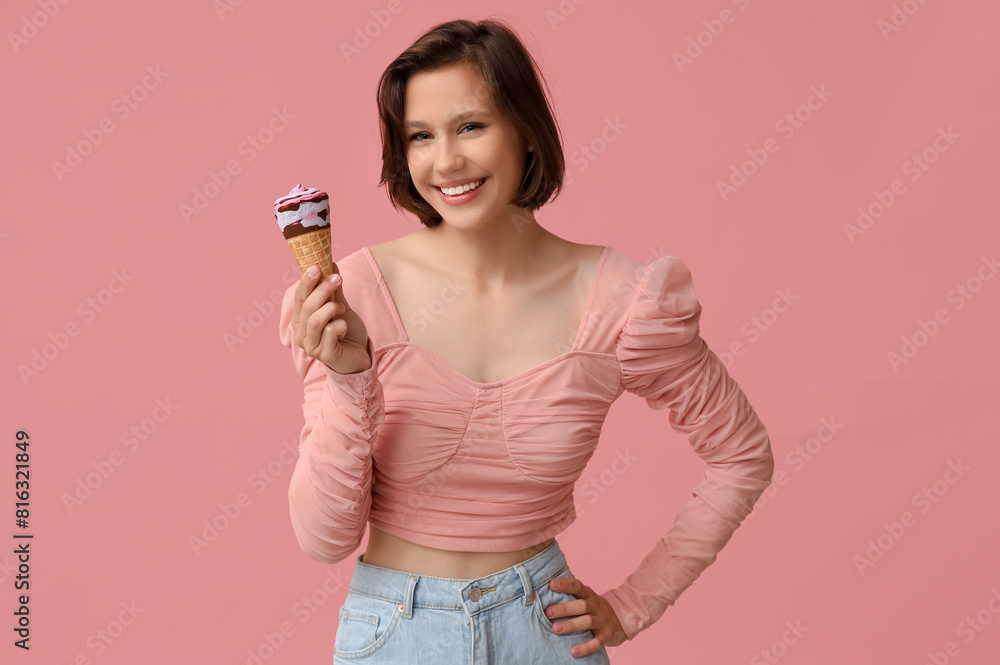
[366,232,424,282]
[552,240,607,284]
[575,242,607,270]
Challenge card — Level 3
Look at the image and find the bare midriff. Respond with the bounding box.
[361,525,555,579]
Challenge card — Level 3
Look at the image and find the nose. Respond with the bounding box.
[433,135,464,174]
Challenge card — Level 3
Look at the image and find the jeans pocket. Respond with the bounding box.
[534,567,590,636]
[333,591,402,658]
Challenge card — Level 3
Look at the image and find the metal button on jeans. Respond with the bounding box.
[469,587,482,601]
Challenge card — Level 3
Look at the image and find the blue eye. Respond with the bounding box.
[408,123,483,142]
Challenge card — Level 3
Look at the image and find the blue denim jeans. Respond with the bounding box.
[332,538,612,663]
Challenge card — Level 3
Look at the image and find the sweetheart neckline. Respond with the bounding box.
[361,245,612,388]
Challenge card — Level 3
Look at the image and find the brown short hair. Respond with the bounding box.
[376,18,565,228]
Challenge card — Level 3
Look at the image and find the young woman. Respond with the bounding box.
[278,18,774,664]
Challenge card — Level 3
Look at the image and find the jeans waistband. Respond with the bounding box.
[347,539,567,619]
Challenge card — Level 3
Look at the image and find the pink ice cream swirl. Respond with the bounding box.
[274,183,330,239]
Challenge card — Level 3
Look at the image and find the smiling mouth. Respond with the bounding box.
[435,177,487,196]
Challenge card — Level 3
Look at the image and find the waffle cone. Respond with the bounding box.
[287,227,333,279]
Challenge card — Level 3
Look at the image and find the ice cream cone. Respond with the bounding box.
[287,226,334,279]
[274,183,333,279]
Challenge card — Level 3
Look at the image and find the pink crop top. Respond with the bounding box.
[277,245,774,641]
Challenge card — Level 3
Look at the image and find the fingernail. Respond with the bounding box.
[308,266,319,277]
[330,274,341,283]
[551,580,559,589]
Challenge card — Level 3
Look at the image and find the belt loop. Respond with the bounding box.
[402,575,418,619]
[515,564,534,606]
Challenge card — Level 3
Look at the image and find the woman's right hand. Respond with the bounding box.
[292,263,372,375]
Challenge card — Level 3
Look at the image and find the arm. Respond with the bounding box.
[602,256,775,641]
[278,285,385,564]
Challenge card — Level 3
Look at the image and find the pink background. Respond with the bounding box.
[3,0,999,663]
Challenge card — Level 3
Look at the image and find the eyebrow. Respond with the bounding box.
[404,110,491,129]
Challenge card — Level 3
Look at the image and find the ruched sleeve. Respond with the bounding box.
[602,256,774,641]
[277,284,384,564]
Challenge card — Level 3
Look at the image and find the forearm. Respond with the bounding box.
[604,405,773,640]
[287,340,384,564]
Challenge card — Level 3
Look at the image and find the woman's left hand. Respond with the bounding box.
[544,576,628,657]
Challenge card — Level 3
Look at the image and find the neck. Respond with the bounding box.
[421,208,551,287]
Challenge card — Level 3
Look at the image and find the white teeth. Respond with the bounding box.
[440,178,484,196]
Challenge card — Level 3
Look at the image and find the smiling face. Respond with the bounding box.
[404,61,534,231]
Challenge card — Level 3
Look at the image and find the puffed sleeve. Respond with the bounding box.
[602,256,774,641]
[277,283,385,564]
